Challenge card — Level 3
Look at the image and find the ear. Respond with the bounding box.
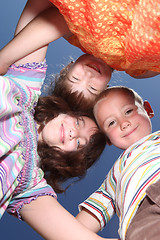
[143,100,154,118]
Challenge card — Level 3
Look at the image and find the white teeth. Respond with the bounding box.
[87,64,100,73]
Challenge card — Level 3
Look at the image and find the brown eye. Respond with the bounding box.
[108,120,115,127]
[126,109,133,115]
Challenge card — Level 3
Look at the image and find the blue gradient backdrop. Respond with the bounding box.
[1,1,160,239]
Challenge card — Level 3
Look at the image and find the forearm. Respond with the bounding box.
[0,0,52,75]
[20,196,118,240]
[0,7,69,71]
[14,0,53,36]
[76,208,101,233]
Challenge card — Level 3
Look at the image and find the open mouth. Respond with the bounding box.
[86,63,101,73]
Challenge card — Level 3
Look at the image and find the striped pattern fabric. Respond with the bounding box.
[0,62,56,219]
[79,131,160,239]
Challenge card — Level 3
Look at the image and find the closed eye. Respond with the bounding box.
[72,76,80,81]
[67,76,79,83]
[90,86,96,91]
[88,86,99,96]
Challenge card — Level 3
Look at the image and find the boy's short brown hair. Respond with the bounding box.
[95,86,144,107]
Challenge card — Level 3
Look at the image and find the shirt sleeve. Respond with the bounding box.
[7,175,57,219]
[79,166,117,230]
[5,61,47,94]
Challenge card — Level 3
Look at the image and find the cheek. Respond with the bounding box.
[42,124,55,145]
[42,133,50,145]
[142,117,152,132]
[65,141,76,152]
[107,132,115,142]
[135,113,149,126]
[61,137,76,151]
[107,128,119,144]
[95,79,107,91]
[44,132,54,146]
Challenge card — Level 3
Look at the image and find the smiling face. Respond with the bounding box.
[66,54,112,101]
[38,114,97,151]
[94,90,152,150]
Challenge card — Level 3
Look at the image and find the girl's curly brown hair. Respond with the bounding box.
[34,95,106,193]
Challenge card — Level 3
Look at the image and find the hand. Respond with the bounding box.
[0,48,12,75]
[0,64,9,75]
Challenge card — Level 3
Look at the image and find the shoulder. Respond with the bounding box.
[5,61,47,92]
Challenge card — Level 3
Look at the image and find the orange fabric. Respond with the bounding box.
[50,0,160,76]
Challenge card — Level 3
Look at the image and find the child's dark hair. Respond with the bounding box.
[34,95,106,193]
[52,64,95,116]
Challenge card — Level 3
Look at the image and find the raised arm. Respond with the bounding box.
[0,0,70,74]
[20,195,119,240]
[14,0,53,35]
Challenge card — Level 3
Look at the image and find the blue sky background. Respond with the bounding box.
[1,1,160,239]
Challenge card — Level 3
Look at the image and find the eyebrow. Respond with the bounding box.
[81,117,85,128]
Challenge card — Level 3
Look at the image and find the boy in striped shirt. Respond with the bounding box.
[76,86,160,240]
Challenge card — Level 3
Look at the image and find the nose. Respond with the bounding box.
[85,68,95,79]
[81,71,93,87]
[120,120,131,130]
